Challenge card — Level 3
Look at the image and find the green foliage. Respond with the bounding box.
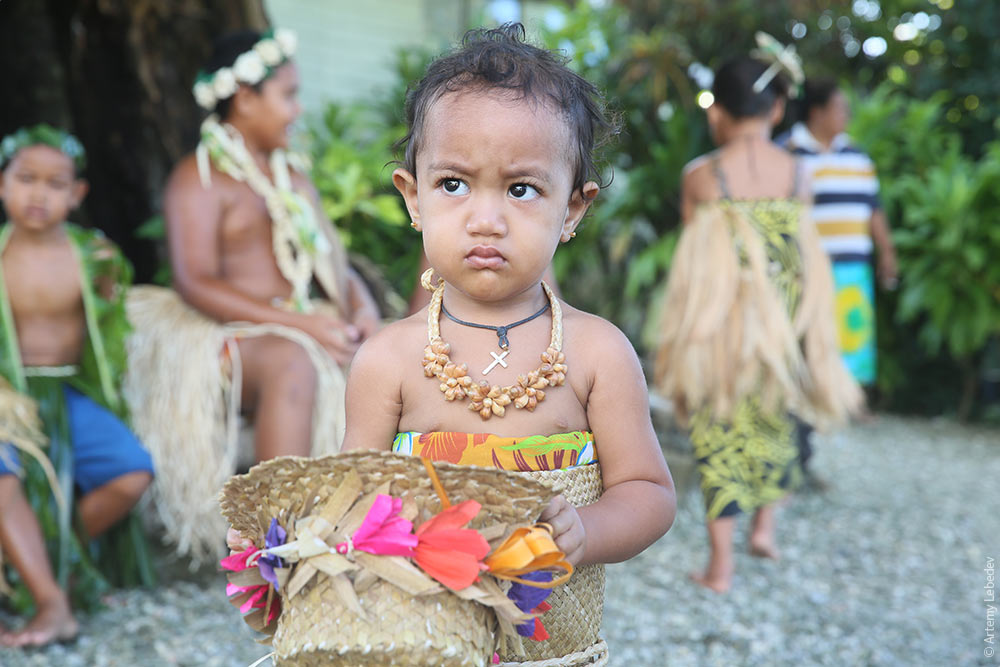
[850,83,1000,414]
[306,55,428,302]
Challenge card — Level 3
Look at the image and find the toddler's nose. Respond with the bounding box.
[465,194,507,237]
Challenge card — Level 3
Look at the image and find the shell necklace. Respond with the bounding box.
[421,269,567,420]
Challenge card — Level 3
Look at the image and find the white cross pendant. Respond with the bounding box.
[482,350,509,375]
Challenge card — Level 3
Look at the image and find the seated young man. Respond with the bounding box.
[125,29,379,562]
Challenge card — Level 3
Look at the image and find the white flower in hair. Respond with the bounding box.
[193,81,216,110]
[254,38,283,66]
[274,29,297,56]
[233,51,267,83]
[212,67,238,99]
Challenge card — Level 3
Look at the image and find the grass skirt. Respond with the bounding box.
[123,286,346,564]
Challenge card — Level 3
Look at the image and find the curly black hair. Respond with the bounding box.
[398,23,617,199]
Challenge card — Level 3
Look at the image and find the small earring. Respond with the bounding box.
[569,232,576,238]
[410,221,419,229]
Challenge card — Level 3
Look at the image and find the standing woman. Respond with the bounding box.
[655,42,861,592]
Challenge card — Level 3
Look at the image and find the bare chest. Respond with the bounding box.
[3,245,83,318]
[219,187,276,254]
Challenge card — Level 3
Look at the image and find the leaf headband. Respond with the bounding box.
[0,124,86,173]
[750,31,805,98]
[192,28,298,111]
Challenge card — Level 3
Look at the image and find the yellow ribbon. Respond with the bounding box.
[421,457,451,509]
[485,523,573,588]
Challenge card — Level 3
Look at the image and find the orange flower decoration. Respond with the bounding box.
[413,499,490,590]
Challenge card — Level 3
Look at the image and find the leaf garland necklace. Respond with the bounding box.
[195,116,345,313]
[421,269,567,420]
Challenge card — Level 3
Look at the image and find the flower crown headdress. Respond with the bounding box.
[0,124,86,173]
[750,31,805,98]
[192,28,298,111]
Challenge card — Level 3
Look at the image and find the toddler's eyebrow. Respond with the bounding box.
[426,161,553,184]
[427,161,473,175]
[501,165,552,183]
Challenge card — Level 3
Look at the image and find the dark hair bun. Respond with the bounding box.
[712,57,789,119]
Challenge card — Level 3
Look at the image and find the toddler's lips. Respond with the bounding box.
[465,246,506,270]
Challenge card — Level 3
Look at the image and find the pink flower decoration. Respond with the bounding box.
[336,494,418,557]
[220,545,280,625]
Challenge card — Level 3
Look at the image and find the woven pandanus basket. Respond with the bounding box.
[220,451,558,666]
[499,464,608,666]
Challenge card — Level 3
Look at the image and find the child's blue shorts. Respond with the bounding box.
[0,385,154,494]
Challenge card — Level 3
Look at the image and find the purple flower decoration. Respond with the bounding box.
[258,518,287,589]
[507,571,553,638]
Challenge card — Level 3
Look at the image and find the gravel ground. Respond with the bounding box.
[2,415,997,666]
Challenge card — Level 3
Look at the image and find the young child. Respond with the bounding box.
[342,24,676,660]
[129,29,381,561]
[657,49,861,593]
[0,124,153,647]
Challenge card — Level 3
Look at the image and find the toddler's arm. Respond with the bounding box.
[571,319,676,566]
[340,327,406,452]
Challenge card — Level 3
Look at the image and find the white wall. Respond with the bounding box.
[265,0,480,114]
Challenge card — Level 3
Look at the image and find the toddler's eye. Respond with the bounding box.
[442,179,469,195]
[509,183,540,200]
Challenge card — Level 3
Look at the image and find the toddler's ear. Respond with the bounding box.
[392,168,421,231]
[561,181,599,242]
[71,179,89,208]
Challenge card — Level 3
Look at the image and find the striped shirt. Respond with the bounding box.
[781,123,881,261]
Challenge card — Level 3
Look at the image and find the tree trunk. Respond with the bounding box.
[0,0,269,282]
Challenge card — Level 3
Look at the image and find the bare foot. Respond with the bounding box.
[0,596,78,648]
[748,540,781,561]
[688,570,731,593]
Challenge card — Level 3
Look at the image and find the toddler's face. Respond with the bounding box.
[395,89,595,302]
[0,145,85,233]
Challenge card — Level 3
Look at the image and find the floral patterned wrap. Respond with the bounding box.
[392,431,597,471]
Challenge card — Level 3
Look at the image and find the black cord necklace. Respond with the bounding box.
[440,300,550,351]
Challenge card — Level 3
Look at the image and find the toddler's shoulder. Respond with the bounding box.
[561,304,637,362]
[351,311,428,373]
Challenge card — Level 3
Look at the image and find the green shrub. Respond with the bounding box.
[850,84,1000,416]
[307,102,415,303]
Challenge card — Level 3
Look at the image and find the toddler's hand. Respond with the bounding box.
[226,527,253,554]
[539,495,586,566]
